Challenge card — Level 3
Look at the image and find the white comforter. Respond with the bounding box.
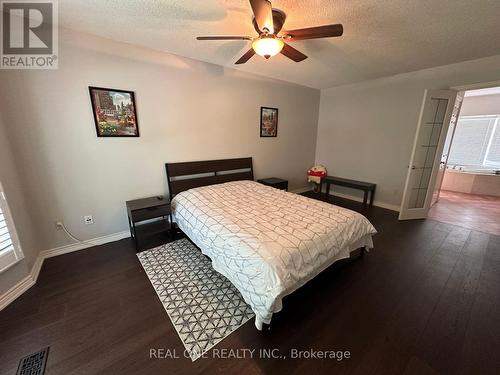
[171,180,377,329]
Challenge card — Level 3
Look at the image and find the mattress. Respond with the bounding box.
[171,180,377,329]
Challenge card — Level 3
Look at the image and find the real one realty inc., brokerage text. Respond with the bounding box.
[150,348,352,361]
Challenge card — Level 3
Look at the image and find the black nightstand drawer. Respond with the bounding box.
[257,178,288,191]
[126,196,173,252]
[272,181,288,190]
[132,205,171,222]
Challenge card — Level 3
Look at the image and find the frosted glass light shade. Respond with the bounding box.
[252,37,284,59]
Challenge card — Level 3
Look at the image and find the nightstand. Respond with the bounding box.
[257,178,288,191]
[126,196,172,252]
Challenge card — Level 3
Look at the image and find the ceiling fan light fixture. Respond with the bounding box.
[252,36,284,59]
[197,1,343,64]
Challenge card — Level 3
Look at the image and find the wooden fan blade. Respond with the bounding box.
[280,43,308,62]
[249,0,274,34]
[197,36,252,41]
[235,49,256,64]
[282,24,343,40]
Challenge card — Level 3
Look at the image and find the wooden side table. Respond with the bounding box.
[320,176,376,208]
[257,178,289,191]
[126,196,172,252]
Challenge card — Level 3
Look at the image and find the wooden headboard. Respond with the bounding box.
[165,157,254,199]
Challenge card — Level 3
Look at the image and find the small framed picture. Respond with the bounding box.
[89,86,139,137]
[260,107,278,137]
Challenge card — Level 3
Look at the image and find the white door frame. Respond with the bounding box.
[399,89,457,220]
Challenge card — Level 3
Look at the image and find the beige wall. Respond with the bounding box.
[0,29,320,252]
[460,93,500,116]
[315,55,500,209]
[0,115,41,295]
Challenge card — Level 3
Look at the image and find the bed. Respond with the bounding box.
[166,158,377,330]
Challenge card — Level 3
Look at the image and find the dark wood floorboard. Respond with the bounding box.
[0,192,499,375]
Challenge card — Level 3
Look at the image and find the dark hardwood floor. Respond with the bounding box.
[1,192,499,374]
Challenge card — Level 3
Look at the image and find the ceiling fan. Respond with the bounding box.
[196,0,343,64]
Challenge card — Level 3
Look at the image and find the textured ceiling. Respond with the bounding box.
[59,0,500,89]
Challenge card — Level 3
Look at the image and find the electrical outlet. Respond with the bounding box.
[55,221,64,230]
[84,215,94,225]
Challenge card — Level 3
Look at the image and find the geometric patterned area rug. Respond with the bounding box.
[137,239,254,361]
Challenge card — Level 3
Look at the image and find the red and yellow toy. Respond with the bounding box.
[307,165,327,192]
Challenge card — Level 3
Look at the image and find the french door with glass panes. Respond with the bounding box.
[431,91,464,206]
[399,89,457,220]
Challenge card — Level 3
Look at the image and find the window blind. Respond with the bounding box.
[447,116,500,170]
[0,183,23,272]
[0,202,14,254]
[485,123,500,168]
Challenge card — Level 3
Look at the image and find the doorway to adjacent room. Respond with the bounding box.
[429,86,500,235]
[399,83,500,236]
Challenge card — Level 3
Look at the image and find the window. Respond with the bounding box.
[0,182,24,273]
[446,115,500,171]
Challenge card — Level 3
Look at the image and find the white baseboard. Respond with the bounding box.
[0,230,130,311]
[30,253,44,284]
[326,190,400,212]
[40,231,130,259]
[0,274,36,311]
